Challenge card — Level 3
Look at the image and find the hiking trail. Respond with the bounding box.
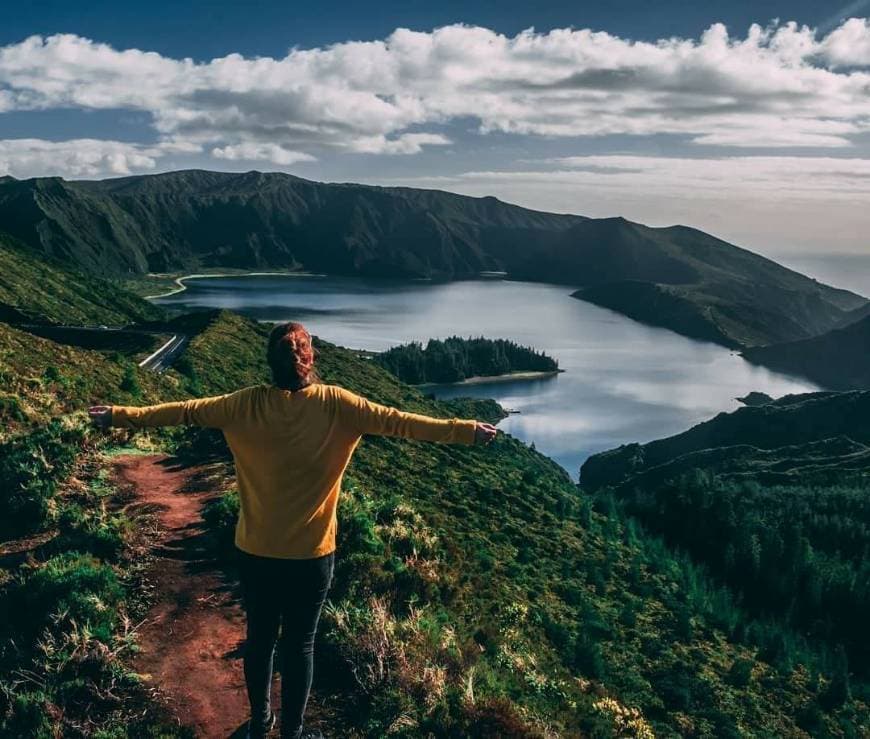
[113,454,259,738]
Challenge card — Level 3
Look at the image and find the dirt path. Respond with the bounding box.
[113,454,253,738]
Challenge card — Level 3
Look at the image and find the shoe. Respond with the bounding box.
[247,711,277,738]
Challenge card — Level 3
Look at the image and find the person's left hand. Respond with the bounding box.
[474,421,498,446]
[88,405,113,431]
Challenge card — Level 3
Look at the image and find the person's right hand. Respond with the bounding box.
[88,405,113,431]
[474,422,498,446]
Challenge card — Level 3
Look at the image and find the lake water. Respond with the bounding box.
[154,275,818,479]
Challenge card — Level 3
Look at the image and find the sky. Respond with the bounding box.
[1,1,869,256]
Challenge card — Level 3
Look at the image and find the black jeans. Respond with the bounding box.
[238,548,334,738]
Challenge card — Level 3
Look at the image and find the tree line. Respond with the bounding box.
[373,336,558,384]
[609,471,870,687]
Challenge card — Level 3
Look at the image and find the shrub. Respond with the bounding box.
[43,364,61,382]
[173,354,203,395]
[201,490,240,552]
[119,364,141,396]
[0,422,86,538]
[727,657,754,688]
[15,552,124,641]
[572,634,606,679]
[52,503,127,560]
[2,692,53,738]
[0,393,27,422]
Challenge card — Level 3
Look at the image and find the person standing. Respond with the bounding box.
[89,321,497,738]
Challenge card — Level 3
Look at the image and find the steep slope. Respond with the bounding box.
[569,223,865,347]
[0,232,163,326]
[0,170,864,348]
[743,314,870,390]
[184,318,869,737]
[580,392,870,693]
[0,171,583,277]
[580,390,870,490]
[2,297,866,734]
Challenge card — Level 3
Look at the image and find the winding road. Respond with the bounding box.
[138,333,188,371]
[13,323,188,372]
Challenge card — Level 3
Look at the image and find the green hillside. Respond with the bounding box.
[180,317,869,736]
[581,391,870,491]
[581,391,870,720]
[0,171,864,348]
[0,321,181,435]
[0,251,867,735]
[0,233,162,326]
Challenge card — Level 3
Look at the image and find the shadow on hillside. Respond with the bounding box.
[151,455,244,598]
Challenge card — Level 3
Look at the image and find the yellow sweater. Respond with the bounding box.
[111,383,477,559]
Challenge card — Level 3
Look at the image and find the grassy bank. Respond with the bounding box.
[0,236,161,326]
[0,421,190,737]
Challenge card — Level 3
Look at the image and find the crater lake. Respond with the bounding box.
[154,275,818,479]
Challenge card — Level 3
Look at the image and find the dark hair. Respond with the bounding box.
[267,321,319,391]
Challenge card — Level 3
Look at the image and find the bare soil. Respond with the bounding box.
[113,454,254,738]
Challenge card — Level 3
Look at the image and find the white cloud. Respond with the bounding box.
[211,143,316,165]
[1,18,870,177]
[508,154,870,198]
[820,17,870,65]
[0,138,170,177]
[348,132,451,154]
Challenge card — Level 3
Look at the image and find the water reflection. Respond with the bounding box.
[155,275,818,479]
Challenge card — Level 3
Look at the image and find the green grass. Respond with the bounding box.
[0,422,189,737]
[13,551,124,640]
[185,315,868,737]
[0,322,185,433]
[120,273,183,298]
[0,419,87,539]
[0,234,163,326]
[2,304,867,736]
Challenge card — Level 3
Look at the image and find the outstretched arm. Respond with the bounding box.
[88,391,244,431]
[335,387,497,445]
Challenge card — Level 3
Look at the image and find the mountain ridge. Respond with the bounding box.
[579,389,870,686]
[742,314,870,390]
[0,168,865,348]
[0,231,162,326]
[579,390,870,491]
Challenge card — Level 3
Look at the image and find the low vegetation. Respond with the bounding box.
[191,320,868,736]
[0,422,187,737]
[0,322,181,435]
[0,251,867,735]
[606,473,870,690]
[0,234,162,326]
[0,311,259,736]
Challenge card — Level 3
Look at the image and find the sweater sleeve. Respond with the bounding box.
[111,389,247,430]
[335,387,477,445]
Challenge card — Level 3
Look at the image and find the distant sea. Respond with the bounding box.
[774,253,870,298]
